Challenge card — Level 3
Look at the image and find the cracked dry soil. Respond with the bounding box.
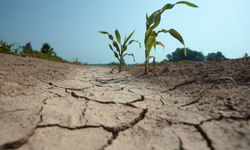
[0,53,250,150]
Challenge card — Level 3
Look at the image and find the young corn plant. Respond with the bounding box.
[99,29,141,72]
[144,1,198,74]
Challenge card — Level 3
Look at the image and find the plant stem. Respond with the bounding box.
[153,56,155,72]
[119,59,122,72]
[145,50,148,75]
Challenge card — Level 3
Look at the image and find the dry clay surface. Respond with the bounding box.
[0,53,250,150]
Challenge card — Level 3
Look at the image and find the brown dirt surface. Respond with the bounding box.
[1,53,250,150]
[124,58,250,118]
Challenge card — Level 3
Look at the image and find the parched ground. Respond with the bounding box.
[0,53,250,150]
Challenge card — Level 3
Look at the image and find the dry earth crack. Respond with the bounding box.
[70,91,143,109]
[100,108,148,150]
[0,107,43,150]
[1,54,250,150]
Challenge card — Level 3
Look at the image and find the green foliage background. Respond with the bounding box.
[0,40,80,64]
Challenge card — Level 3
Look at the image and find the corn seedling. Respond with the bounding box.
[99,29,141,72]
[144,1,198,74]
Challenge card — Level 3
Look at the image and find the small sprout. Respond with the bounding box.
[99,29,141,72]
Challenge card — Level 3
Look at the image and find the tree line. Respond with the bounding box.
[0,40,65,62]
[164,48,228,62]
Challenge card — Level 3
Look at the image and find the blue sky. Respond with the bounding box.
[1,0,249,64]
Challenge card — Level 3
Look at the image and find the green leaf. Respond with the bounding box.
[108,44,113,51]
[155,41,164,49]
[124,30,135,46]
[150,13,161,30]
[128,40,141,48]
[145,31,158,53]
[113,41,118,48]
[108,35,114,41]
[109,46,118,59]
[147,8,160,27]
[127,53,136,62]
[184,47,187,57]
[152,41,164,53]
[146,40,155,54]
[147,13,155,28]
[122,53,135,62]
[145,28,153,39]
[162,3,175,12]
[98,31,108,34]
[113,51,119,59]
[123,53,128,57]
[121,46,127,53]
[176,1,198,8]
[153,43,156,50]
[98,31,113,41]
[115,29,121,44]
[168,28,185,46]
[158,29,168,34]
[146,13,150,28]
[113,41,121,55]
[146,56,155,61]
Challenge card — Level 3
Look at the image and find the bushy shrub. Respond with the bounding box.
[71,58,82,65]
[0,40,16,54]
[107,62,120,66]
